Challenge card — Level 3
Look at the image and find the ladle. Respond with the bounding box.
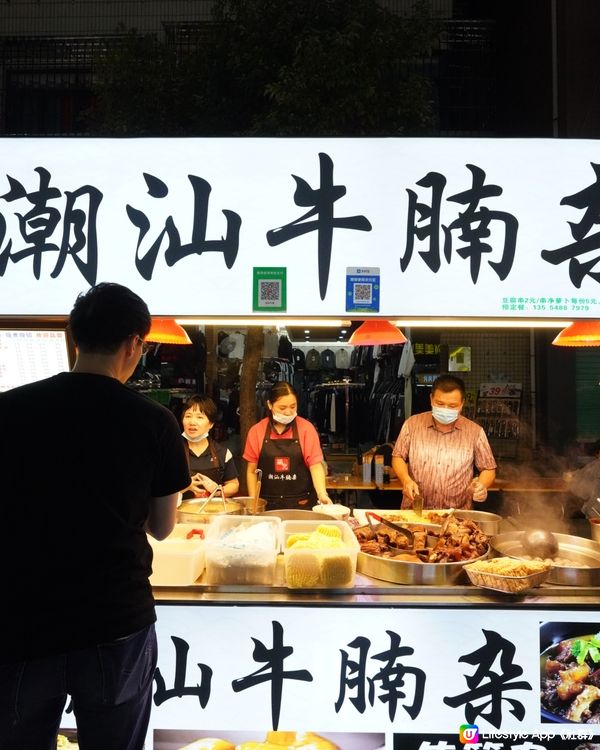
[521,528,559,559]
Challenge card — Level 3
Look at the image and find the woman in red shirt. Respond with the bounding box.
[243,381,332,510]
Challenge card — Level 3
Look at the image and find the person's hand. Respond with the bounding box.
[317,493,333,505]
[471,479,487,502]
[197,473,219,495]
[401,478,419,502]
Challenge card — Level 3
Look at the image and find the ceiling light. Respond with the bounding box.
[146,318,192,345]
[552,320,600,346]
[349,320,407,346]
[176,318,350,327]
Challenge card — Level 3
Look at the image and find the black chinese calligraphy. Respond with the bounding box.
[402,164,518,283]
[231,620,313,731]
[443,629,532,729]
[541,162,600,287]
[127,172,241,280]
[154,635,213,708]
[0,166,102,284]
[335,630,425,721]
[266,153,372,300]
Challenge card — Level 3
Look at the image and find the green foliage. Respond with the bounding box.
[89,0,440,136]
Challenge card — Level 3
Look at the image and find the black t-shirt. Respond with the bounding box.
[0,372,190,663]
[183,439,239,499]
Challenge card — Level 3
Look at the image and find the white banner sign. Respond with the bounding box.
[59,604,600,748]
[1,137,600,318]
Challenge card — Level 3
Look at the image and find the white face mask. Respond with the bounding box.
[431,406,460,425]
[182,430,209,443]
[272,412,297,425]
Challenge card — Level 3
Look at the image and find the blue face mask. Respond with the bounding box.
[432,406,460,425]
[182,430,209,443]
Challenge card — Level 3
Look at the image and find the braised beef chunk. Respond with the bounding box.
[541,634,600,723]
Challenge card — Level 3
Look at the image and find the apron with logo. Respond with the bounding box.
[257,420,316,510]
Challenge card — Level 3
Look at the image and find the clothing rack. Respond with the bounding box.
[315,381,365,453]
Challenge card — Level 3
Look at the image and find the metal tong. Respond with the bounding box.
[183,483,224,508]
[366,511,414,547]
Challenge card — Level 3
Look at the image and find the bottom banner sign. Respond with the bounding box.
[57,604,600,748]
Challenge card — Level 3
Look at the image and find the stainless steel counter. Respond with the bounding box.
[153,568,600,608]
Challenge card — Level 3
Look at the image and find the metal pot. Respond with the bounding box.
[177,498,245,524]
[357,545,489,585]
[491,531,600,585]
[234,496,268,515]
[262,508,332,521]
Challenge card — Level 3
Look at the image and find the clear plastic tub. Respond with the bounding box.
[282,520,359,589]
[148,523,207,586]
[204,515,281,585]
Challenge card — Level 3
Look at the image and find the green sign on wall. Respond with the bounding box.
[252,267,287,312]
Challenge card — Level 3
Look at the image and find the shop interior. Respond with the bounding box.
[2,315,599,521]
[130,318,599,517]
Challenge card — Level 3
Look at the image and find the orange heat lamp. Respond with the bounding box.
[145,317,192,345]
[348,320,407,346]
[552,320,600,347]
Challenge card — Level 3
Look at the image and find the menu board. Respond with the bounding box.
[0,329,70,392]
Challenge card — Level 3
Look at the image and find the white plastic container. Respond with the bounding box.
[282,519,359,589]
[204,515,281,585]
[148,523,207,586]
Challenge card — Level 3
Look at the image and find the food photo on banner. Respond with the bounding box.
[152,730,384,750]
[394,734,600,750]
[540,622,600,724]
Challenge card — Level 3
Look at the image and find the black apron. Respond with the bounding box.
[183,438,222,500]
[257,419,316,510]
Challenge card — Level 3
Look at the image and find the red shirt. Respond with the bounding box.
[243,416,324,468]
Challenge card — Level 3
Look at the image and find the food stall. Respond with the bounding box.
[2,137,600,749]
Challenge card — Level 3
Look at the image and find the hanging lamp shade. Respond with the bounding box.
[348,320,407,346]
[145,318,192,345]
[552,320,600,347]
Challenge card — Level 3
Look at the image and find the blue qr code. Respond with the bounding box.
[353,282,372,304]
[259,279,281,307]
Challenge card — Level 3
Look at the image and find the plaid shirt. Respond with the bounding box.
[392,411,496,509]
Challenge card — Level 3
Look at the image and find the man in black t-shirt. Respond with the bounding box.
[0,283,190,750]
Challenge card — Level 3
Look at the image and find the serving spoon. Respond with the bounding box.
[521,528,559,559]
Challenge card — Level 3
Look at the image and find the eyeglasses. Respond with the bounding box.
[136,336,151,355]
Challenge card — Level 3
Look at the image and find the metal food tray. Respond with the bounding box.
[353,508,501,535]
[357,546,490,586]
[491,531,600,586]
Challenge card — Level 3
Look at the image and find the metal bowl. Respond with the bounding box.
[177,496,266,524]
[353,508,501,536]
[491,531,600,585]
[262,508,332,521]
[357,546,490,586]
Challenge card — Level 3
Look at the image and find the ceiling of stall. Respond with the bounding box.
[285,321,361,344]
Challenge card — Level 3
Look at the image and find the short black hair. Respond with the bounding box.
[431,374,466,399]
[182,394,219,424]
[69,282,151,354]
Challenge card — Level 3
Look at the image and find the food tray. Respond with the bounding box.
[357,546,489,585]
[205,515,281,585]
[353,507,501,535]
[148,523,207,586]
[491,531,600,586]
[465,566,550,593]
[282,520,359,589]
